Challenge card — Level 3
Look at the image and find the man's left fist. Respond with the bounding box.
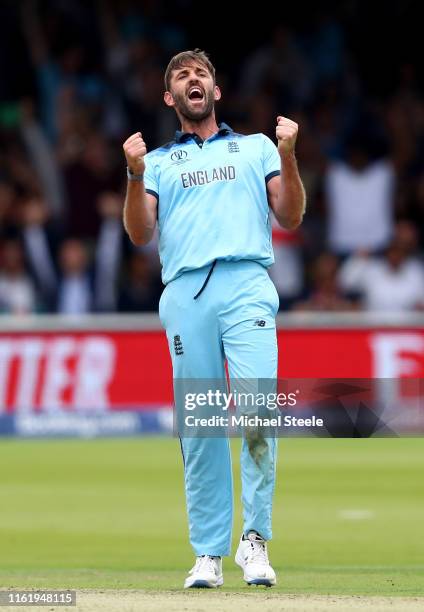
[276,116,298,156]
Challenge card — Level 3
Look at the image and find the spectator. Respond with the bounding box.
[339,223,424,312]
[56,238,92,314]
[119,251,163,312]
[19,99,66,219]
[62,133,123,238]
[0,239,36,314]
[0,182,16,240]
[239,25,312,110]
[294,253,356,312]
[268,214,304,310]
[21,195,123,313]
[19,196,58,308]
[325,136,395,256]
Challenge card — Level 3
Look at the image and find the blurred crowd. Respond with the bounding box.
[0,0,423,315]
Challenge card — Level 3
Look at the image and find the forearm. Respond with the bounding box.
[273,152,306,230]
[21,0,48,65]
[23,225,57,296]
[94,217,122,311]
[123,181,156,245]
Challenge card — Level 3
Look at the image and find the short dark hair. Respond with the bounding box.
[164,49,215,91]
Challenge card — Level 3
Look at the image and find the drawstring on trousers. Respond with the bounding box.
[193,260,217,300]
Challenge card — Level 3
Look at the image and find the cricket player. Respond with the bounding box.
[123,49,305,588]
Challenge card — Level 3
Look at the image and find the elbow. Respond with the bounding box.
[129,233,151,246]
[279,213,303,231]
[284,216,303,231]
[273,197,306,231]
[123,221,153,246]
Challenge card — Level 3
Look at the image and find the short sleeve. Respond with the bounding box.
[144,155,159,200]
[262,135,281,183]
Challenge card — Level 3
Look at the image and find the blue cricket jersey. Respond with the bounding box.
[143,123,281,284]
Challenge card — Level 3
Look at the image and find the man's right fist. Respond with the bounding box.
[123,132,147,174]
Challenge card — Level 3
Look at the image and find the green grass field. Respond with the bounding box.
[0,437,423,597]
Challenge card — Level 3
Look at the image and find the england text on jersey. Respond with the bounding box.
[181,166,236,189]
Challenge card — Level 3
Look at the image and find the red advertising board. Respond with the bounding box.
[0,328,423,412]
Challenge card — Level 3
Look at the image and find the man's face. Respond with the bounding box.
[165,61,220,122]
[59,240,88,275]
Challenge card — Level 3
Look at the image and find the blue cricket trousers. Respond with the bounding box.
[159,260,279,556]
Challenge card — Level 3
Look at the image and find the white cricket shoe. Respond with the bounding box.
[235,531,276,586]
[184,555,223,588]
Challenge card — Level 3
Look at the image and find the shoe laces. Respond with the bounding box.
[247,539,269,565]
[193,555,218,574]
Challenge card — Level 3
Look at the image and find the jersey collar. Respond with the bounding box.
[175,122,232,144]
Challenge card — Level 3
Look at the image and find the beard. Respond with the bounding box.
[172,88,215,122]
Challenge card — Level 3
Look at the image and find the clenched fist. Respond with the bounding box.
[123,132,147,174]
[276,116,298,156]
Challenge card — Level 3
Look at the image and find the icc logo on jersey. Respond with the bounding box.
[171,150,188,164]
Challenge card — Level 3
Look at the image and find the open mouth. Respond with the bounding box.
[187,86,204,102]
